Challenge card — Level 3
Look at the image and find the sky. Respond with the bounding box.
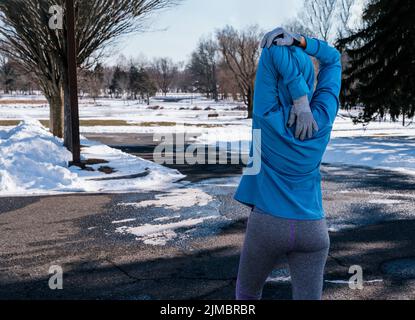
[108,0,303,64]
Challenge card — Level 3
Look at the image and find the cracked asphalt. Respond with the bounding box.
[0,133,415,300]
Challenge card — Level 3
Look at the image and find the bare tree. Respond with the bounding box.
[175,68,193,93]
[150,57,178,95]
[78,63,104,102]
[337,0,356,39]
[0,55,17,94]
[302,0,338,42]
[216,25,261,118]
[188,37,219,101]
[217,60,240,101]
[15,68,39,95]
[0,1,64,136]
[283,19,315,38]
[0,0,178,142]
[298,0,358,43]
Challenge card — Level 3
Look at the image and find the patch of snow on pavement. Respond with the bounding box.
[368,199,403,205]
[325,279,383,285]
[266,268,384,285]
[328,224,358,233]
[112,218,137,224]
[266,275,291,283]
[153,215,181,222]
[337,190,415,199]
[119,188,213,211]
[116,216,218,246]
[266,269,291,283]
[113,179,233,246]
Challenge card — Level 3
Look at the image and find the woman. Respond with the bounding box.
[234,28,342,300]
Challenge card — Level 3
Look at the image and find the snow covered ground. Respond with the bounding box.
[2,96,414,135]
[1,96,415,195]
[0,95,248,126]
[2,96,415,249]
[193,111,415,176]
[0,120,184,196]
[324,136,415,176]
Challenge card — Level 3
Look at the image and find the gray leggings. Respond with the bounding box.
[236,207,330,300]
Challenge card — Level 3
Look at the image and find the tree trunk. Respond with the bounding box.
[212,89,219,102]
[212,65,219,102]
[247,86,253,119]
[63,69,72,150]
[42,79,64,138]
[47,88,64,138]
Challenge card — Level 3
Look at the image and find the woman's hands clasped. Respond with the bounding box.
[260,28,304,49]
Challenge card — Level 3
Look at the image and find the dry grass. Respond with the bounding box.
[0,119,132,127]
[0,99,48,105]
[0,119,225,128]
[0,120,49,127]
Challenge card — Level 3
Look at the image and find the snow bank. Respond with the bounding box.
[0,120,184,196]
[0,120,81,194]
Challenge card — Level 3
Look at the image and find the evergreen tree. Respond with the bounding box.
[94,63,105,85]
[110,66,128,98]
[129,65,141,100]
[339,0,415,124]
[138,67,157,105]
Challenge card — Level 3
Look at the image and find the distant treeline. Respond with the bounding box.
[1,0,412,126]
[0,56,40,95]
[0,41,244,105]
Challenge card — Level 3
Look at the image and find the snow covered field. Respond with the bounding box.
[0,95,248,126]
[1,96,415,196]
[2,96,414,136]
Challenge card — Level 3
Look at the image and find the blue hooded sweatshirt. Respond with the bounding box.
[234,37,342,220]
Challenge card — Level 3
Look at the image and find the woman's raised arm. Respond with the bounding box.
[254,45,310,117]
[302,37,342,125]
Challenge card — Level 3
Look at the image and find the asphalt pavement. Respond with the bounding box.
[0,133,414,300]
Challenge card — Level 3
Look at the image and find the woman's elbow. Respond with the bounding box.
[330,48,341,66]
